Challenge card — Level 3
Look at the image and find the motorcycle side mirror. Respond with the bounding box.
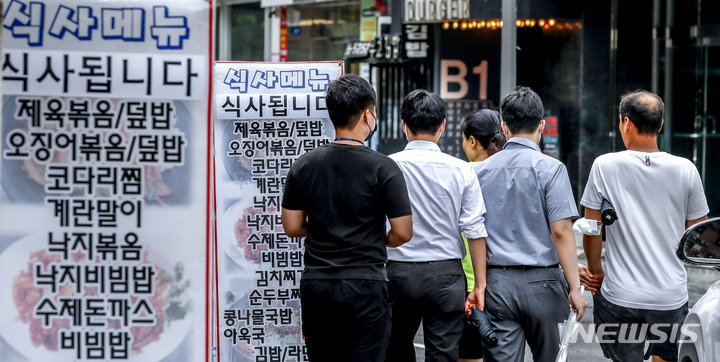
[676,217,720,269]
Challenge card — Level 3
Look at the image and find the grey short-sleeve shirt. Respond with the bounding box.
[475,137,578,266]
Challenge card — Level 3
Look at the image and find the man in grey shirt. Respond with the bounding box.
[466,86,586,361]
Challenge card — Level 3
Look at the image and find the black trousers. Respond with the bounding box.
[300,278,392,362]
[385,259,466,362]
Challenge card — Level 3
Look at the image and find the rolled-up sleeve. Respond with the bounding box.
[459,168,488,239]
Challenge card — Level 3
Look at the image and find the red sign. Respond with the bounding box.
[544,116,558,137]
[280,7,288,62]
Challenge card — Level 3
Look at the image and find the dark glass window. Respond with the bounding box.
[230,2,264,61]
[286,1,360,61]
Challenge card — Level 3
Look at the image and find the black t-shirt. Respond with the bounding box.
[282,143,412,281]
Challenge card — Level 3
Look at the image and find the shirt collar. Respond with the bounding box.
[503,137,541,152]
[404,140,441,152]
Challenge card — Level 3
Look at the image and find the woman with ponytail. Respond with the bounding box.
[461,109,506,164]
[457,109,506,362]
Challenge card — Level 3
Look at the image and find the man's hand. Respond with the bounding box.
[549,218,588,320]
[466,237,487,313]
[578,263,604,295]
[568,287,587,321]
[465,287,485,314]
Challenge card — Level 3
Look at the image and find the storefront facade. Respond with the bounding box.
[214,0,718,214]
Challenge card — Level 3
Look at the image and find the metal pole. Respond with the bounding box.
[702,47,708,183]
[651,0,661,94]
[500,0,516,98]
[264,7,273,61]
[700,0,707,183]
[663,0,674,152]
[218,0,229,61]
[609,0,618,151]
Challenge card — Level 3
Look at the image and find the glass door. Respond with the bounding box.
[669,44,720,215]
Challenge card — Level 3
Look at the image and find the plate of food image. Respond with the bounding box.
[0,232,194,361]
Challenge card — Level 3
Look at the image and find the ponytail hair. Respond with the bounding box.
[460,109,506,156]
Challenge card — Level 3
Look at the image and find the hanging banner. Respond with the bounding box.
[541,115,560,159]
[0,1,212,361]
[214,61,342,362]
[280,8,288,62]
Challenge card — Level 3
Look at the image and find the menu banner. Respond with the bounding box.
[0,1,212,361]
[214,61,342,362]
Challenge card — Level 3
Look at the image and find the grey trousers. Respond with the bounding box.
[483,266,570,362]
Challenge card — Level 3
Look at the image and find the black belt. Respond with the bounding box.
[487,263,559,271]
[387,259,461,265]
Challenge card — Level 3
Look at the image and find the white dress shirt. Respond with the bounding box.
[387,140,487,262]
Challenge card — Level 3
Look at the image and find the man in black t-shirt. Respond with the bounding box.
[281,74,413,362]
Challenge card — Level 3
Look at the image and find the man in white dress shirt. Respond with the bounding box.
[384,90,488,362]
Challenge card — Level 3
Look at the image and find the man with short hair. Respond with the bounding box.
[580,90,708,362]
[468,86,586,362]
[384,89,488,362]
[281,74,413,362]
